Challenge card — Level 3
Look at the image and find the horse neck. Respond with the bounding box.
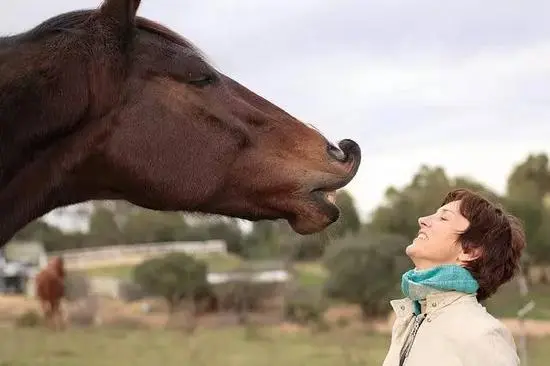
[0,96,126,247]
[0,159,72,247]
[0,106,114,249]
[0,32,119,247]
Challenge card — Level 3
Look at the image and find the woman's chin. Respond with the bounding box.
[405,242,419,257]
[405,244,430,268]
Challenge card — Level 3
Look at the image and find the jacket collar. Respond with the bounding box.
[390,291,477,318]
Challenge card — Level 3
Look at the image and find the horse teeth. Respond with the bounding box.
[325,190,337,204]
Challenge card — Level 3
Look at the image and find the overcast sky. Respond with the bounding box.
[3,0,550,230]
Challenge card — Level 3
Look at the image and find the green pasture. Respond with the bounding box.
[1,326,549,366]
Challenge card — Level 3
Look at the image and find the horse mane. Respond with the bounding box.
[0,9,208,62]
[136,18,209,62]
[0,11,90,45]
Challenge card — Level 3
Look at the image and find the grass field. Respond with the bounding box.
[6,254,550,365]
[1,326,549,366]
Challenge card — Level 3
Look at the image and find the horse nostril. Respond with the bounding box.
[327,142,346,162]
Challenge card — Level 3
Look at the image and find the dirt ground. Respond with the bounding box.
[2,295,550,337]
[0,294,286,329]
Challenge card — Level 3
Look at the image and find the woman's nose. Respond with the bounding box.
[418,216,429,227]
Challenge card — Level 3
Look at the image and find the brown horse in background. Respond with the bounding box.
[0,0,361,248]
[35,256,66,330]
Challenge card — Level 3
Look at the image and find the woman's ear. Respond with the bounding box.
[458,247,482,263]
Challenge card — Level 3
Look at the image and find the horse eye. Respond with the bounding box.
[188,74,216,87]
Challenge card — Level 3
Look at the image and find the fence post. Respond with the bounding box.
[517,267,535,366]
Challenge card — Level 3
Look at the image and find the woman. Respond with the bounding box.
[382,188,526,366]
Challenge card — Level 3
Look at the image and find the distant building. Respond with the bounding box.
[0,241,47,294]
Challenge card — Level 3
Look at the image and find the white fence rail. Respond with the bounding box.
[208,270,290,284]
[47,240,227,269]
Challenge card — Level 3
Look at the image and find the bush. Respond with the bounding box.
[216,281,280,313]
[284,285,328,325]
[291,234,329,261]
[15,310,41,328]
[323,231,411,319]
[132,252,210,313]
[335,316,350,328]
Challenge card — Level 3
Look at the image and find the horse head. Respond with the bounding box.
[47,256,65,278]
[0,0,361,245]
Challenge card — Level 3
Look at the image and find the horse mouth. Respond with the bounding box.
[311,188,338,209]
[286,143,361,235]
[285,175,355,235]
[286,188,342,235]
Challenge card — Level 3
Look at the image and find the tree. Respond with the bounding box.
[13,219,88,252]
[505,153,550,265]
[88,207,123,245]
[274,189,362,261]
[121,210,189,243]
[325,190,361,239]
[241,220,282,259]
[368,165,500,240]
[194,217,245,255]
[323,230,411,319]
[507,153,550,203]
[132,252,210,314]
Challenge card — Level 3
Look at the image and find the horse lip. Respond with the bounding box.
[336,139,361,184]
[310,146,361,194]
[308,191,340,222]
[310,184,342,195]
[338,139,362,166]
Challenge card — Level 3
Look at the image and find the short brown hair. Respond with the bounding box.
[442,188,526,301]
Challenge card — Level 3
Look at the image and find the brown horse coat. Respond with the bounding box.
[0,0,361,248]
[35,256,66,329]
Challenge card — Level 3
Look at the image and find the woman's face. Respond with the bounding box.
[406,200,472,269]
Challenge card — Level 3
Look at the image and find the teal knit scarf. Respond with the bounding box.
[401,264,479,315]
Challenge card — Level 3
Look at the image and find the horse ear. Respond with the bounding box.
[100,0,141,27]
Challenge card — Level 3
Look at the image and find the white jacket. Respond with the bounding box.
[382,291,520,366]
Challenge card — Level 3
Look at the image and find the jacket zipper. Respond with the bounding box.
[399,313,426,366]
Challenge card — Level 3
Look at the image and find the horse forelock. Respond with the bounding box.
[135,17,211,64]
